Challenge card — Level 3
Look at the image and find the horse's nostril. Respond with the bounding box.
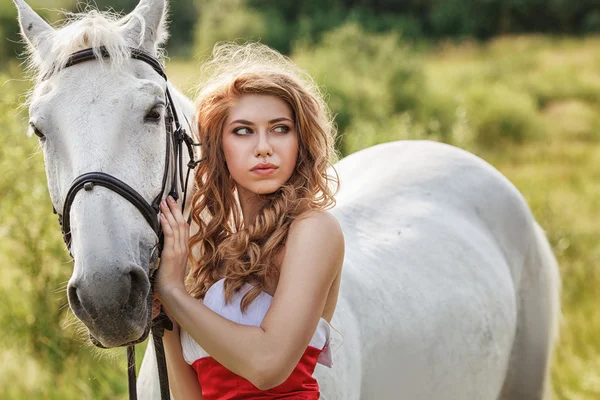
[126,266,150,309]
[68,281,99,319]
[68,283,80,311]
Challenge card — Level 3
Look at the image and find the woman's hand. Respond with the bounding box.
[155,196,190,301]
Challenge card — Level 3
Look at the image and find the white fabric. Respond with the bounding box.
[180,278,332,367]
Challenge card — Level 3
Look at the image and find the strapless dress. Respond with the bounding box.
[180,278,332,399]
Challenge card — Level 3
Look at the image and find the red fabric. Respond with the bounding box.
[191,346,323,399]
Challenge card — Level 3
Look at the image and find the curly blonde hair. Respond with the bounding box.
[186,43,339,311]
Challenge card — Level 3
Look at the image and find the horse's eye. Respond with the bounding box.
[144,104,164,123]
[29,122,45,141]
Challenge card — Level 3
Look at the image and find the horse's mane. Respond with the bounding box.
[24,5,168,84]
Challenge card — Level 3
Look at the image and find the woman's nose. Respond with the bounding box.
[254,131,273,157]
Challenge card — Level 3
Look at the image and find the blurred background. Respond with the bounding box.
[1,0,599,398]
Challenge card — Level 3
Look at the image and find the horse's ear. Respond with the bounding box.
[13,0,54,57]
[120,0,169,54]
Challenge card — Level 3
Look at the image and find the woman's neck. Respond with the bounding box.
[236,186,266,224]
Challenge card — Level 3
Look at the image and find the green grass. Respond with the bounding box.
[1,35,599,398]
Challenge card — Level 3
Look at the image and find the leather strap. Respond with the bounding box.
[152,310,173,400]
[61,172,161,248]
[127,346,138,400]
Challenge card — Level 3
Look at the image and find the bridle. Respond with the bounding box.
[45,46,200,399]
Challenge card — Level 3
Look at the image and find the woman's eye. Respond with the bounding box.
[273,125,290,133]
[233,127,252,135]
[144,106,163,123]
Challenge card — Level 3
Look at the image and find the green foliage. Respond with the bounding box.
[583,10,600,33]
[462,84,542,144]
[428,0,479,37]
[4,0,600,67]
[193,0,288,57]
[197,0,600,53]
[349,9,423,38]
[1,0,196,67]
[90,0,198,56]
[0,1,77,67]
[292,24,549,153]
[293,23,425,155]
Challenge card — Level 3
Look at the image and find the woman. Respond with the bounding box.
[154,43,345,399]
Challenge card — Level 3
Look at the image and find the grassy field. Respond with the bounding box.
[1,35,599,398]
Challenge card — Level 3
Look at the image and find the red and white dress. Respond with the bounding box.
[180,278,333,399]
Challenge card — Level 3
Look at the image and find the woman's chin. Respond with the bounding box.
[247,182,284,195]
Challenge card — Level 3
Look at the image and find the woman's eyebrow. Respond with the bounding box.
[229,117,293,126]
[230,119,254,126]
[268,117,293,124]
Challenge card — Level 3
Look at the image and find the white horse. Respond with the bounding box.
[15,0,560,399]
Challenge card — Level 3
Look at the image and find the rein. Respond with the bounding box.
[46,46,201,399]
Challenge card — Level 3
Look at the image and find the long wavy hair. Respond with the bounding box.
[186,43,339,312]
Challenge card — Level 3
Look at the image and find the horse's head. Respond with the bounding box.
[15,0,187,348]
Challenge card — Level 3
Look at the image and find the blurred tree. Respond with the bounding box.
[1,0,76,65]
[193,0,287,56]
[90,0,198,56]
[583,10,600,33]
[4,0,600,67]
[293,23,425,155]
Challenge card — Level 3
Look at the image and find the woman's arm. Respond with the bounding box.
[157,197,344,390]
[162,322,204,399]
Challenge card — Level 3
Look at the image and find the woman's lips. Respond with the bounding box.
[251,167,277,175]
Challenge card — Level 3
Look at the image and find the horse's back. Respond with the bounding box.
[333,140,534,288]
[322,140,538,399]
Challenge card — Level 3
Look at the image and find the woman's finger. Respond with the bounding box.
[172,201,187,225]
[181,221,189,248]
[175,214,189,248]
[167,197,188,250]
[159,214,175,253]
[161,200,180,246]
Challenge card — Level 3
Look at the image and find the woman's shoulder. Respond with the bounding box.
[288,210,344,257]
[290,210,343,238]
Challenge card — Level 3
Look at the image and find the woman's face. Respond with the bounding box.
[222,94,299,195]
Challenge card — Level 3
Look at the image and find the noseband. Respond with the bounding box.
[46,46,199,400]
